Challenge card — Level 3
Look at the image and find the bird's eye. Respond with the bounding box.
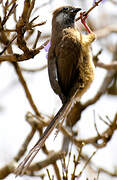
[63,7,68,12]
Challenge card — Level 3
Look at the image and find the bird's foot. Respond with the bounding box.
[80,12,91,33]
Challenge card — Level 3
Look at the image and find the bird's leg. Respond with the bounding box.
[80,12,96,45]
[80,12,92,33]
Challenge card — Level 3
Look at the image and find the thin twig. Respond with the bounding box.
[93,110,100,137]
[2,3,17,26]
[28,0,36,20]
[53,162,61,180]
[46,169,53,180]
[32,30,41,49]
[0,35,17,56]
[75,0,104,21]
[71,146,82,180]
[98,114,111,126]
[77,151,97,178]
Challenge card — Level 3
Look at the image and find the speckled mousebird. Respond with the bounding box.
[15,6,96,176]
[48,6,95,103]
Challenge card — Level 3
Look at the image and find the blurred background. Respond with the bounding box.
[0,0,117,179]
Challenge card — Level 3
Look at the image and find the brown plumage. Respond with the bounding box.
[48,6,95,103]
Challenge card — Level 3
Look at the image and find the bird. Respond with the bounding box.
[48,6,95,103]
[15,6,96,176]
[48,6,96,153]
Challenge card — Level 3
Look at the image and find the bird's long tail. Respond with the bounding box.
[15,92,79,176]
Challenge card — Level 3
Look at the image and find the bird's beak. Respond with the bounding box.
[70,7,81,14]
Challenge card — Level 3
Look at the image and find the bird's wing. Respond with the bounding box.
[48,54,66,103]
[55,29,82,96]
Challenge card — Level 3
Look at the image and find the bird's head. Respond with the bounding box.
[52,6,81,30]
